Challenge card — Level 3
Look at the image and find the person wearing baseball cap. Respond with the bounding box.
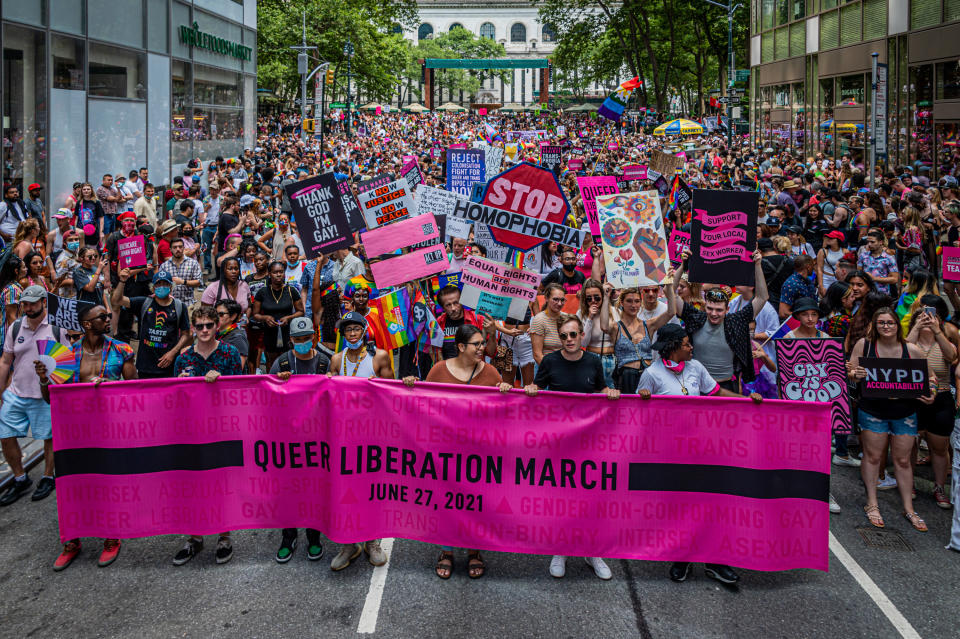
[24,183,45,232]
[817,229,847,294]
[786,225,814,257]
[327,310,392,571]
[269,315,331,563]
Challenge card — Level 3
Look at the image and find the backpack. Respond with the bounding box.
[139,297,185,337]
[10,317,62,345]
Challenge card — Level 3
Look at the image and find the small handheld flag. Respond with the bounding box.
[597,77,642,122]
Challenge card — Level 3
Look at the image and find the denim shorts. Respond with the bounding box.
[0,388,52,440]
[858,409,918,437]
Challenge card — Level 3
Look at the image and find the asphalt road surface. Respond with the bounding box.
[0,461,955,639]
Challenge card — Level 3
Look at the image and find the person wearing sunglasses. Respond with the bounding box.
[637,323,762,585]
[523,314,619,580]
[36,303,136,571]
[171,307,243,567]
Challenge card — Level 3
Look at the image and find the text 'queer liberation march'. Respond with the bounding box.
[51,377,831,572]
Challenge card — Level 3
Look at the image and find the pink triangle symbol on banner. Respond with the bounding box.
[340,488,359,504]
[495,497,513,514]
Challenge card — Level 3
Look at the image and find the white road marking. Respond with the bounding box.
[357,538,395,634]
[829,532,921,639]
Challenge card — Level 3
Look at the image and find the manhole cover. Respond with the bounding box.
[855,527,914,551]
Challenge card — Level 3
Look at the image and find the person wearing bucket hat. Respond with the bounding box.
[268,315,331,563]
[328,310,392,571]
[784,297,827,339]
[156,219,181,263]
[636,322,761,586]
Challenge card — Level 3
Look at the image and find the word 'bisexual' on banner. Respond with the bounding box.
[577,175,619,243]
[284,174,353,257]
[688,189,759,286]
[596,191,669,288]
[356,179,416,229]
[446,148,486,196]
[859,357,929,399]
[50,375,831,571]
[776,338,851,434]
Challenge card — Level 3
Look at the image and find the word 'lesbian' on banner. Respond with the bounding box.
[284,174,353,257]
[688,189,759,286]
[51,376,831,571]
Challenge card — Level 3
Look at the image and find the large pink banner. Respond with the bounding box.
[51,377,831,571]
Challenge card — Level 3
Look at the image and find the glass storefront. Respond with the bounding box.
[792,81,804,155]
[936,122,960,178]
[2,24,46,194]
[818,78,834,156]
[909,64,933,175]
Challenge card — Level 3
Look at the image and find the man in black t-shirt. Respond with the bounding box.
[111,270,191,378]
[759,237,793,307]
[522,314,619,580]
[542,247,586,294]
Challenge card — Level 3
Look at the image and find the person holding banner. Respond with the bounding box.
[905,296,958,510]
[403,324,512,579]
[674,248,769,393]
[171,307,243,566]
[328,312,392,572]
[848,308,936,531]
[522,314,619,581]
[637,323,762,585]
[37,303,136,570]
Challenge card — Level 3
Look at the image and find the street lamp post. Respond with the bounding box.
[344,39,355,138]
[703,0,742,150]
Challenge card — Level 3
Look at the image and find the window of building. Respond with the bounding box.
[2,24,47,194]
[52,35,84,91]
[840,2,861,46]
[837,74,864,105]
[171,60,192,164]
[789,22,805,57]
[418,23,433,40]
[820,10,839,49]
[947,0,960,22]
[542,24,556,42]
[88,0,144,50]
[792,0,806,20]
[762,0,776,29]
[450,23,464,31]
[774,84,791,107]
[862,0,887,40]
[776,0,789,24]
[909,64,933,170]
[480,22,495,39]
[822,0,837,8]
[911,0,939,30]
[762,32,775,62]
[819,78,835,156]
[88,43,146,100]
[194,64,242,108]
[50,0,84,34]
[391,24,403,34]
[936,123,959,179]
[775,26,789,60]
[511,23,527,42]
[936,60,960,100]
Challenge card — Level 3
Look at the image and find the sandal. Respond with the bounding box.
[903,511,928,532]
[863,504,884,528]
[467,550,485,579]
[435,551,453,579]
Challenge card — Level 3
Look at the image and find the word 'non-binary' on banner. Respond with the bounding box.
[51,376,831,572]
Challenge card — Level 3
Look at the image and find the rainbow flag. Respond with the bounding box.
[319,281,338,298]
[667,174,680,211]
[597,77,642,122]
[508,249,525,269]
[367,288,414,351]
[344,275,378,300]
[483,121,503,144]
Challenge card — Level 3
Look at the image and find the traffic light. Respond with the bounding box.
[325,68,335,85]
[303,119,314,134]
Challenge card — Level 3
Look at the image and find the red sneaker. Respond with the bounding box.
[54,540,81,572]
[98,539,122,567]
[934,485,952,510]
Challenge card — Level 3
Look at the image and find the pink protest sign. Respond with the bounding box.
[622,165,648,181]
[668,229,690,265]
[51,376,831,572]
[943,246,960,281]
[362,213,439,257]
[369,244,448,288]
[117,235,147,268]
[568,158,584,171]
[576,175,619,241]
[478,108,487,115]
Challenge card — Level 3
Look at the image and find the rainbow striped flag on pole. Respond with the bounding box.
[367,288,414,351]
[597,77,643,122]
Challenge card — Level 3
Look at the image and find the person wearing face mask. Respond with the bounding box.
[46,208,80,260]
[53,229,82,298]
[542,246,586,294]
[35,303,136,571]
[111,269,191,379]
[258,211,300,262]
[282,244,305,290]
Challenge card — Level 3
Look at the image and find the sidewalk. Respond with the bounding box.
[0,437,45,486]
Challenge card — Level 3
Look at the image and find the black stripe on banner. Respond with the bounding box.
[627,463,828,502]
[55,441,244,477]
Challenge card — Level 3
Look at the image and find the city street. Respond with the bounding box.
[0,462,954,638]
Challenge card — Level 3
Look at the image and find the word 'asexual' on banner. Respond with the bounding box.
[596,191,669,288]
[51,376,830,571]
[688,189,759,286]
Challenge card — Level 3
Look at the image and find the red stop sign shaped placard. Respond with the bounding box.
[482,163,570,251]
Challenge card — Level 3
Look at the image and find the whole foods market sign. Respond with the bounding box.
[179,22,252,61]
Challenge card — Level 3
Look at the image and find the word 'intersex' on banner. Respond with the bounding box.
[52,377,831,571]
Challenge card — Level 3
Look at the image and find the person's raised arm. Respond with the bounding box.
[673,248,691,318]
[600,282,616,336]
[751,249,769,317]
[647,268,677,333]
[111,268,133,309]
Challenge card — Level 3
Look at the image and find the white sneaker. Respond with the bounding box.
[828,493,841,514]
[585,556,612,580]
[832,454,862,467]
[549,555,566,578]
[877,476,898,490]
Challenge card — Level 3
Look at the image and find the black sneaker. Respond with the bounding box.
[669,562,692,582]
[215,537,233,564]
[0,477,33,507]
[276,533,297,563]
[305,530,324,561]
[172,538,203,566]
[704,564,740,585]
[31,476,55,501]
